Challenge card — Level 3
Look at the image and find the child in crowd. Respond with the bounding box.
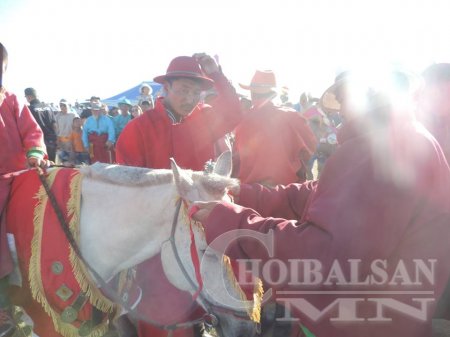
[131,105,142,118]
[69,117,90,165]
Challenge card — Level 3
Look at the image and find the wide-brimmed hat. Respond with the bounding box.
[153,56,214,90]
[239,70,277,94]
[91,102,102,110]
[59,99,69,106]
[118,97,132,106]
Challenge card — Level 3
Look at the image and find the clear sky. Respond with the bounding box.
[1,0,450,105]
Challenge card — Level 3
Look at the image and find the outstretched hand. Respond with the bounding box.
[189,201,221,223]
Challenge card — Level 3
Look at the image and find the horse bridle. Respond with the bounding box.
[167,198,259,332]
[37,168,258,335]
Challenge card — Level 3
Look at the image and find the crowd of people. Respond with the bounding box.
[1,39,450,337]
[5,87,156,168]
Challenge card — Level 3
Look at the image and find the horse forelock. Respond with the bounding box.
[80,163,174,186]
[193,171,240,195]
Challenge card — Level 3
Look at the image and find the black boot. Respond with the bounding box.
[0,307,15,337]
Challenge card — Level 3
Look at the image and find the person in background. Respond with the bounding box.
[294,91,313,112]
[101,103,109,117]
[303,105,338,179]
[233,70,317,186]
[55,99,77,165]
[109,106,119,118]
[139,100,152,112]
[69,117,89,165]
[130,105,142,119]
[80,95,101,122]
[280,85,293,107]
[137,83,154,108]
[114,98,132,140]
[0,42,47,337]
[82,101,115,163]
[24,87,57,161]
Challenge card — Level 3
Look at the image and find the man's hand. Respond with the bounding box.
[189,201,221,223]
[28,156,48,168]
[192,53,219,75]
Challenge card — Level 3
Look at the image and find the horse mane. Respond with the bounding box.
[81,163,240,192]
[80,163,174,186]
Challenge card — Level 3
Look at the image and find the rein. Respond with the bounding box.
[169,199,257,327]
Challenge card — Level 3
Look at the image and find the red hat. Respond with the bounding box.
[239,70,277,94]
[153,56,214,90]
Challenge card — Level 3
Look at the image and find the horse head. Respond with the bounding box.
[161,151,261,337]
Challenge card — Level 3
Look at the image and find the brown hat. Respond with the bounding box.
[239,70,277,94]
[153,56,214,90]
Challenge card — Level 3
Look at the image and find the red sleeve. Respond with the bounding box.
[200,71,242,141]
[203,202,332,264]
[115,119,146,167]
[16,100,46,153]
[238,181,317,220]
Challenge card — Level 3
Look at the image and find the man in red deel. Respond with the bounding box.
[116,53,241,170]
[191,69,450,337]
[116,53,242,337]
[233,70,316,186]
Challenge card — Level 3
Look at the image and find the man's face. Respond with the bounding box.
[60,104,68,113]
[164,78,202,117]
[119,103,130,113]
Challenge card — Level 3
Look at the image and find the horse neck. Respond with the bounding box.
[80,178,178,281]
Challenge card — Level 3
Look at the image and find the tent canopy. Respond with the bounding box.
[103,81,163,106]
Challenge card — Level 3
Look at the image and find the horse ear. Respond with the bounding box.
[213,151,232,177]
[170,158,194,198]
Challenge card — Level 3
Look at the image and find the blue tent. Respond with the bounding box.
[103,81,163,106]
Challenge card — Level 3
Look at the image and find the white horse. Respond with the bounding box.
[6,152,260,337]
